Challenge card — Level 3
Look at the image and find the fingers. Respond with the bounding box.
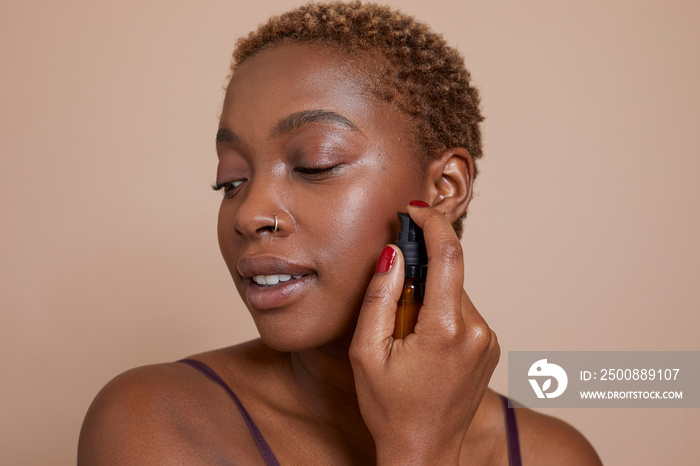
[406,203,465,328]
[350,245,405,363]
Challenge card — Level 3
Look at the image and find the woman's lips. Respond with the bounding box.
[245,273,316,310]
[237,255,314,279]
[237,255,317,310]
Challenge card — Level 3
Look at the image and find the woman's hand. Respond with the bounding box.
[349,203,500,465]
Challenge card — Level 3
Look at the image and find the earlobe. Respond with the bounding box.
[426,147,474,224]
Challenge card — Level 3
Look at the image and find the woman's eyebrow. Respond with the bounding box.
[271,110,359,137]
[216,127,239,144]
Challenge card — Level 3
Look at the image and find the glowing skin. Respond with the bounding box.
[215,43,429,352]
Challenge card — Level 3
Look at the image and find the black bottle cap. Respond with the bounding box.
[395,213,428,279]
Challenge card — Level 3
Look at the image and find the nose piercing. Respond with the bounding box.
[272,214,278,232]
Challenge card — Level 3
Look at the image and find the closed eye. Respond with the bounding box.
[294,164,342,176]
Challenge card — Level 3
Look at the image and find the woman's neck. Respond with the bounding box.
[285,340,371,437]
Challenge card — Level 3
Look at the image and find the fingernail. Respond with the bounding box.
[409,200,430,207]
[375,246,396,274]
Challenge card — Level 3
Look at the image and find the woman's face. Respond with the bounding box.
[216,43,430,351]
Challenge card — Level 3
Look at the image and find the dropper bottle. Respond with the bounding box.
[393,212,428,339]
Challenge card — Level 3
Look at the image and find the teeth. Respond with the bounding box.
[252,274,301,286]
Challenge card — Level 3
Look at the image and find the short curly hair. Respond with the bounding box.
[230,1,484,237]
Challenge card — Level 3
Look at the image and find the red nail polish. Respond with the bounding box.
[409,200,430,207]
[375,246,396,274]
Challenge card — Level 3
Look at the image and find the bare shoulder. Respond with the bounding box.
[78,347,268,465]
[514,406,602,466]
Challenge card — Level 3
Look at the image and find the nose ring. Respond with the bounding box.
[272,214,278,233]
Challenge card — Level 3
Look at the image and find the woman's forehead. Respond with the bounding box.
[220,43,410,139]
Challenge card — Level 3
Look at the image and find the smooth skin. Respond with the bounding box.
[78,43,602,465]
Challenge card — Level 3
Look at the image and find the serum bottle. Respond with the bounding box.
[393,213,428,339]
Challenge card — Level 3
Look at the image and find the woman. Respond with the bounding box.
[79,2,601,464]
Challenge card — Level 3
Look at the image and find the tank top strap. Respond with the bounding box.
[177,358,280,466]
[499,394,523,466]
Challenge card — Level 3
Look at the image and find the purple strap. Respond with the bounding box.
[499,394,523,466]
[178,359,280,466]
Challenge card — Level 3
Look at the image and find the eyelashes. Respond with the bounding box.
[293,164,341,178]
[211,180,244,193]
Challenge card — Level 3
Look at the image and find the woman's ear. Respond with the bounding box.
[425,147,474,224]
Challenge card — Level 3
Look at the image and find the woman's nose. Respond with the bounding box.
[232,180,292,238]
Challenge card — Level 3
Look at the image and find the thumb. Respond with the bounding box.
[351,245,404,363]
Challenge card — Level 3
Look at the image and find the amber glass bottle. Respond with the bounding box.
[393,213,427,339]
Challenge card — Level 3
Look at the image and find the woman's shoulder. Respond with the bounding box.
[456,390,602,465]
[512,399,602,465]
[78,340,272,464]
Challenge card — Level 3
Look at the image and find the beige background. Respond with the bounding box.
[1,0,698,464]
